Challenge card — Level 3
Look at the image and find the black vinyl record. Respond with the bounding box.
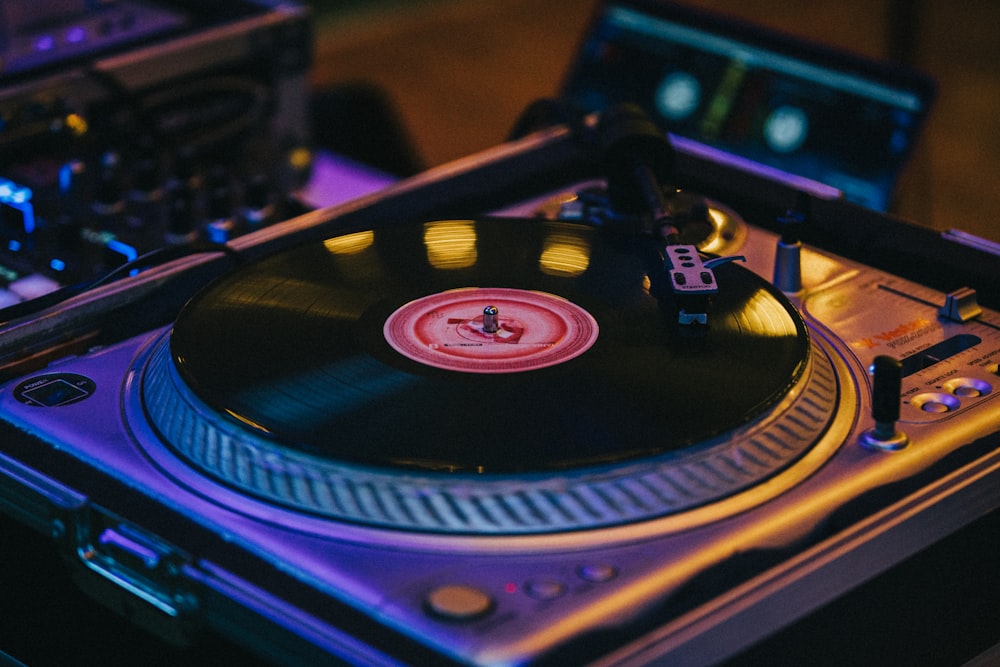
[168,218,809,474]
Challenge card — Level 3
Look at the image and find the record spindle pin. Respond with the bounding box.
[482,305,499,334]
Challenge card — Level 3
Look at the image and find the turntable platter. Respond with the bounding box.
[164,218,807,473]
[137,217,841,533]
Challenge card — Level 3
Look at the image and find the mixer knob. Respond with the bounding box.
[1,177,36,241]
[206,167,234,222]
[242,174,274,226]
[92,151,126,215]
[860,355,909,451]
[58,159,88,204]
[206,218,237,244]
[130,141,163,202]
[165,185,199,245]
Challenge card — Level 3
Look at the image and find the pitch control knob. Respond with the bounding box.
[861,356,909,451]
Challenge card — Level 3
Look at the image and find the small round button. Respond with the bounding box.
[910,392,960,414]
[425,585,494,621]
[524,579,567,600]
[577,563,618,583]
[942,377,992,399]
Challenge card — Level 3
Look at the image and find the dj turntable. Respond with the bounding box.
[0,94,999,665]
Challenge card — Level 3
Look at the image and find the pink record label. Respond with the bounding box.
[383,288,599,373]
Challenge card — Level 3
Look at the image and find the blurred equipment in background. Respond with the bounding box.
[559,0,937,213]
[0,0,312,318]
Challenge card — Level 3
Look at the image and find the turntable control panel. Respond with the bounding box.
[801,271,1000,422]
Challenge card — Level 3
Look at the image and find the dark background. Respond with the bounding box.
[308,0,1000,244]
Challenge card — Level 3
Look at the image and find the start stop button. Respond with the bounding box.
[425,584,494,622]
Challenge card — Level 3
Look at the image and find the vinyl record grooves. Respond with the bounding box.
[163,218,810,475]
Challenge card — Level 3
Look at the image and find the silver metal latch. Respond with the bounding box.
[75,512,197,630]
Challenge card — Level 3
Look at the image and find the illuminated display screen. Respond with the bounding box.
[561,1,937,211]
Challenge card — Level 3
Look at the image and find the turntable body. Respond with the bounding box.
[2,131,1000,665]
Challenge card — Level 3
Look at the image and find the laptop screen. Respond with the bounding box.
[560,0,937,211]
